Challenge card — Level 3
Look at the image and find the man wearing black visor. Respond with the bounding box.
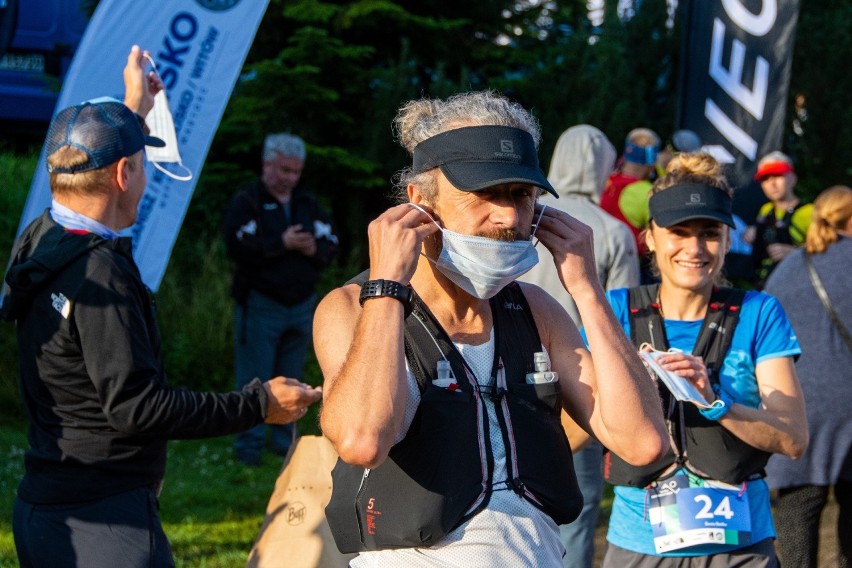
[315,91,667,565]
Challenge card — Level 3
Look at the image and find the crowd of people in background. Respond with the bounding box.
[539,125,848,568]
[2,43,850,568]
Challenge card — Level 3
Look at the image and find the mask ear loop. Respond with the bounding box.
[531,204,547,246]
[406,202,443,231]
[404,202,445,265]
[143,52,161,80]
[151,161,194,181]
[142,53,163,81]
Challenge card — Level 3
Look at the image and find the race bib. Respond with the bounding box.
[648,474,751,553]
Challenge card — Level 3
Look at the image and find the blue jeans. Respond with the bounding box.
[234,290,315,461]
[561,441,603,568]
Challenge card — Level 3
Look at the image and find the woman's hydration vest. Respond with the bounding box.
[603,284,771,488]
[325,278,582,553]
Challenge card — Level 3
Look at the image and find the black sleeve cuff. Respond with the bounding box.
[242,377,269,420]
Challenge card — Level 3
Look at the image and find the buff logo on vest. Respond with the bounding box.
[677,0,800,186]
[286,502,306,526]
[16,0,271,291]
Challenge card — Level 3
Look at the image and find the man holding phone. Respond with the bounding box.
[223,132,338,465]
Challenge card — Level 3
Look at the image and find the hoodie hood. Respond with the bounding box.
[1,212,106,321]
[547,125,617,204]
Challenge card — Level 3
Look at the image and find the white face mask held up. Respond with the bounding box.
[142,54,193,182]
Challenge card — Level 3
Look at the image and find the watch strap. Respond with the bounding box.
[359,279,413,317]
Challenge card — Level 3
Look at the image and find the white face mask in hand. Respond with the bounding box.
[143,54,193,181]
[408,203,546,299]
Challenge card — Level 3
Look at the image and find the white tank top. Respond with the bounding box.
[350,330,564,567]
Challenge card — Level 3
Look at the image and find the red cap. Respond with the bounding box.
[754,160,795,181]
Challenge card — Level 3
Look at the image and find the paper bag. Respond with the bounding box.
[247,435,356,568]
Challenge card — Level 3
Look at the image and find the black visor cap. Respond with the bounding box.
[649,183,735,228]
[412,125,557,198]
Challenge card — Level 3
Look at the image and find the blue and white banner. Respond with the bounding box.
[677,0,800,187]
[17,0,269,291]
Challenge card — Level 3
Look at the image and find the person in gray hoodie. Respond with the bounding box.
[522,124,639,568]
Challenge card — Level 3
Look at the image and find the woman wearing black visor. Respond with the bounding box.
[599,152,807,568]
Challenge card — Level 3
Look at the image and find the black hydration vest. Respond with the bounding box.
[325,277,582,553]
[603,285,771,488]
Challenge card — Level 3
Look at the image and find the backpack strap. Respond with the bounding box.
[344,270,467,394]
[627,284,668,350]
[627,284,745,376]
[691,287,746,385]
[344,269,370,288]
[490,282,543,382]
[236,184,263,217]
[403,285,541,395]
[620,284,760,485]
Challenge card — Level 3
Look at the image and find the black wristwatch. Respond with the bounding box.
[359,279,413,317]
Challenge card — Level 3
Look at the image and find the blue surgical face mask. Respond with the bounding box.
[408,203,546,299]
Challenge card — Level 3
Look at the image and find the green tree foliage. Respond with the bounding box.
[786,0,852,201]
[205,0,683,268]
[486,1,679,163]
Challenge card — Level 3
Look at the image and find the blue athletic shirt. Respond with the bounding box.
[598,288,801,556]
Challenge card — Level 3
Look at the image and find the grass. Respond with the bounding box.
[0,421,328,567]
[1,421,602,566]
[0,428,26,567]
[160,435,287,567]
[0,149,38,425]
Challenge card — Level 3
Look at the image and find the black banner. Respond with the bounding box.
[677,0,800,187]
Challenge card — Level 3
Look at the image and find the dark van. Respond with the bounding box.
[0,0,89,123]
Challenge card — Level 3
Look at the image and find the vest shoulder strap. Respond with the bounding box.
[627,285,745,383]
[236,184,262,217]
[344,274,543,393]
[403,283,542,393]
[627,284,668,349]
[691,287,746,382]
[344,270,484,394]
[343,269,370,288]
[490,282,543,383]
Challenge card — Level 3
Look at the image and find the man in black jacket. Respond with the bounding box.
[0,45,321,567]
[224,133,337,465]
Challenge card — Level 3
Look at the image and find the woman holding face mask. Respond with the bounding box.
[598,152,808,567]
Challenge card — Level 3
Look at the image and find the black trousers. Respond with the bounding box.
[13,487,174,567]
[602,538,779,567]
[774,481,851,568]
